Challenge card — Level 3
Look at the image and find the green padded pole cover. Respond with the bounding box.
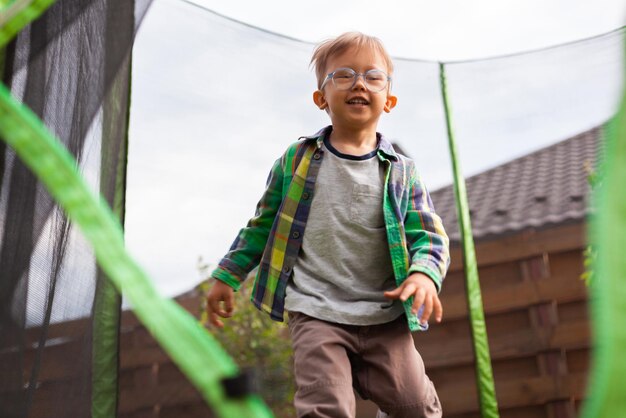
[439,63,500,418]
[580,42,626,418]
[0,0,56,47]
[92,2,138,416]
[91,44,131,418]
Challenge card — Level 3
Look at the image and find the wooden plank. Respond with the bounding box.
[449,224,585,272]
[550,321,591,349]
[442,274,588,321]
[429,356,540,390]
[436,372,587,415]
[0,339,88,386]
[118,407,158,418]
[20,316,91,347]
[2,378,92,418]
[441,405,548,418]
[549,250,585,279]
[566,348,590,373]
[120,345,169,369]
[558,300,589,323]
[439,260,524,301]
[121,291,201,329]
[118,380,203,414]
[420,318,591,370]
[160,402,214,418]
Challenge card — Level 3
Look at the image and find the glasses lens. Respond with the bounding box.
[332,68,356,90]
[364,70,388,92]
[330,68,388,92]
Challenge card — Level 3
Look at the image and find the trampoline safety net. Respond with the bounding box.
[0,0,624,417]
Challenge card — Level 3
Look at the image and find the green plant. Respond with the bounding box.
[582,159,602,286]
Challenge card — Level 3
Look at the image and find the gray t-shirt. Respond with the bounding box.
[285,139,403,325]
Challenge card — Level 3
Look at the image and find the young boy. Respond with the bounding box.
[207,32,449,418]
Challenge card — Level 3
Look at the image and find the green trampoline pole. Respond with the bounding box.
[438,62,500,418]
[92,2,135,416]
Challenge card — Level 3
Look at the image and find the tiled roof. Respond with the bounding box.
[430,126,602,243]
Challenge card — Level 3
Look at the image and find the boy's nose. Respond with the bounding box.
[352,75,367,90]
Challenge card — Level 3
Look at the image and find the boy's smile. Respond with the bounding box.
[346,95,370,106]
[313,46,397,134]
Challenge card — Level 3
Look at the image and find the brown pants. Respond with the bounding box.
[288,312,442,418]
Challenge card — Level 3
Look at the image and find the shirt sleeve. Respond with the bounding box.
[403,165,450,292]
[210,155,285,290]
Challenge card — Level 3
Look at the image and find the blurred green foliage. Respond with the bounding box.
[197,259,296,418]
[582,159,602,286]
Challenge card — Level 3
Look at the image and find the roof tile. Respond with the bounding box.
[430,126,602,243]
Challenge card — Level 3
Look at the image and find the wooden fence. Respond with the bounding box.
[357,222,591,418]
[0,221,590,418]
[118,299,213,418]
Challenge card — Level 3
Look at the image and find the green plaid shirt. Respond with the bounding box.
[211,126,450,331]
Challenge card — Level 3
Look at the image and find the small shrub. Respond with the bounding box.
[197,261,295,418]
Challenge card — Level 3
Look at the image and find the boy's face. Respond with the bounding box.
[313,46,397,132]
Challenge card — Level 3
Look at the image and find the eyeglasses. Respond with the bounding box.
[320,67,391,93]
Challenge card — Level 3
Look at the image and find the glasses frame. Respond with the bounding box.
[320,67,391,93]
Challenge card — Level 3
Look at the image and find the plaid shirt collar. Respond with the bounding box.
[299,125,399,162]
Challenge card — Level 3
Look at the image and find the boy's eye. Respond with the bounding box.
[366,71,385,81]
[333,70,354,79]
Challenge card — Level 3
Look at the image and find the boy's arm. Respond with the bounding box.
[207,156,285,328]
[384,165,449,325]
[385,164,450,325]
[210,156,285,289]
[403,165,450,292]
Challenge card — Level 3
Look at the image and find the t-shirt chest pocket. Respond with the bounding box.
[350,184,385,228]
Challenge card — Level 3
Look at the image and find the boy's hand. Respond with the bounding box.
[206,280,235,328]
[384,273,443,325]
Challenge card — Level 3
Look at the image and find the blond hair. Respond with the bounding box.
[310,32,394,90]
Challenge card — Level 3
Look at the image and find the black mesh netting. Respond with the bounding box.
[0,1,152,417]
[0,0,624,417]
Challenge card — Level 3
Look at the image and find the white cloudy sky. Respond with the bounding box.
[188,0,625,61]
[125,0,625,297]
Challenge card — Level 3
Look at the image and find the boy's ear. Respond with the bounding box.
[384,94,398,113]
[313,90,328,110]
